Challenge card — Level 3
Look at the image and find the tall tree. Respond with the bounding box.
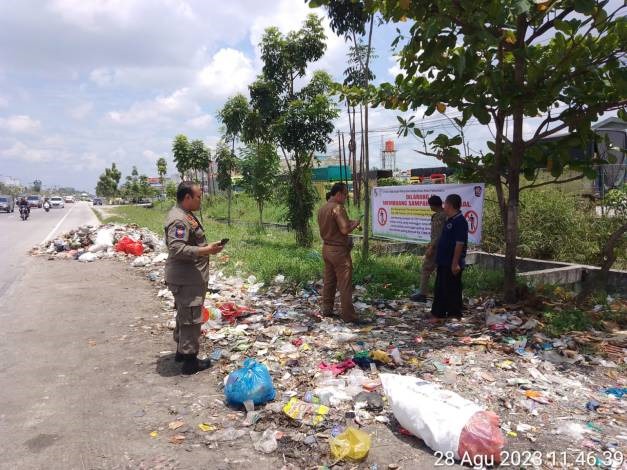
[253,14,339,246]
[156,157,167,198]
[32,179,42,193]
[215,142,238,225]
[349,0,625,301]
[218,94,249,220]
[343,40,377,210]
[95,163,121,199]
[188,139,211,191]
[240,142,280,226]
[309,0,376,257]
[172,134,191,179]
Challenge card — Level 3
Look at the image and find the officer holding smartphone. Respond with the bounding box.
[164,182,224,375]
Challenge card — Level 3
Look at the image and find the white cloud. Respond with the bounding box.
[388,56,403,78]
[142,149,161,162]
[73,152,105,171]
[0,115,41,133]
[49,0,138,31]
[197,48,255,99]
[249,0,348,81]
[89,68,116,86]
[3,141,52,162]
[68,101,93,119]
[108,87,199,125]
[185,114,213,129]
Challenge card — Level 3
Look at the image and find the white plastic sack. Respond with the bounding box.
[151,252,168,264]
[381,374,482,459]
[94,227,115,247]
[131,256,150,267]
[78,252,97,263]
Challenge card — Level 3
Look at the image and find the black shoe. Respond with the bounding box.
[174,352,184,362]
[410,293,428,302]
[346,317,373,326]
[181,355,212,375]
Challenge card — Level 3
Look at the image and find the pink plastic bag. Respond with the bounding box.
[458,411,505,463]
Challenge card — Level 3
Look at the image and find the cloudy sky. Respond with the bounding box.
[0,1,618,191]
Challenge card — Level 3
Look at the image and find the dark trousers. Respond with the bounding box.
[431,266,463,317]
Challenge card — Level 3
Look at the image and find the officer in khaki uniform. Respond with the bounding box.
[165,182,223,375]
[411,195,447,302]
[317,183,362,323]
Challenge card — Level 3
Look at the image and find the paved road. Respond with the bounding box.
[0,201,98,301]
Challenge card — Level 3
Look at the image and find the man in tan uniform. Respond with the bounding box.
[411,195,447,302]
[318,182,362,323]
[165,182,223,375]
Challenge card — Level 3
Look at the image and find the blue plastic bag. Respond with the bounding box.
[225,358,276,406]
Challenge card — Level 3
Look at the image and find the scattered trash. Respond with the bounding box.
[330,427,371,461]
[115,236,144,256]
[603,387,627,398]
[224,358,276,406]
[283,397,330,426]
[31,222,627,464]
[250,429,279,453]
[381,374,504,461]
[78,252,97,262]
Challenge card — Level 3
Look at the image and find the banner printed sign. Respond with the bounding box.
[371,183,485,244]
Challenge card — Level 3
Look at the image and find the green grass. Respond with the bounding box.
[542,308,592,336]
[100,201,505,300]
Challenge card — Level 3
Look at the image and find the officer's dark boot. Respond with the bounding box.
[181,354,211,375]
[174,352,184,362]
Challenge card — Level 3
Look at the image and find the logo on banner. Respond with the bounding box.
[465,210,479,234]
[377,207,388,226]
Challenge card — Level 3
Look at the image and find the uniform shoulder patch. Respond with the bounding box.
[185,214,199,228]
[174,224,186,239]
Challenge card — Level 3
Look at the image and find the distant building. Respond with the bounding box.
[147,177,163,189]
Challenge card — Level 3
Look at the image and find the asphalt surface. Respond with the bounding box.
[0,201,99,301]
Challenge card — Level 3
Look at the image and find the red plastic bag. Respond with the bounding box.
[114,236,144,256]
[202,306,210,323]
[458,411,505,464]
[126,241,144,256]
[114,236,134,252]
[219,303,253,323]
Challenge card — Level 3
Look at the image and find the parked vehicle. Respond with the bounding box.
[50,196,65,208]
[64,195,75,203]
[27,195,42,208]
[0,195,15,213]
[92,197,103,206]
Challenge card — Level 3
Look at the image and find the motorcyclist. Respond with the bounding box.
[43,197,50,211]
[18,197,30,218]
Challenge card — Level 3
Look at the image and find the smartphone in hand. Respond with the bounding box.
[219,238,230,246]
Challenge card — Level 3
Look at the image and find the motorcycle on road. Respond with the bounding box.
[43,201,50,212]
[19,205,29,221]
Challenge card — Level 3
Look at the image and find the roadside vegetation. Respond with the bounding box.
[100,201,505,300]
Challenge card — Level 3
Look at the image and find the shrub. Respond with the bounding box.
[482,187,624,266]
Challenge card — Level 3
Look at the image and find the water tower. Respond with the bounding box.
[380,137,397,171]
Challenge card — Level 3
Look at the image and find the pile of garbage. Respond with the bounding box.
[33,224,627,467]
[33,224,165,266]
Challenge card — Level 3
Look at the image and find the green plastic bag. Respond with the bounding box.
[330,427,371,461]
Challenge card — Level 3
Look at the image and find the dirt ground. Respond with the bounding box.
[0,258,446,470]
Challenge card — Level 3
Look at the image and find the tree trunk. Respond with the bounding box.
[258,200,264,227]
[504,15,528,303]
[361,16,375,260]
[577,221,627,303]
[227,188,232,226]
